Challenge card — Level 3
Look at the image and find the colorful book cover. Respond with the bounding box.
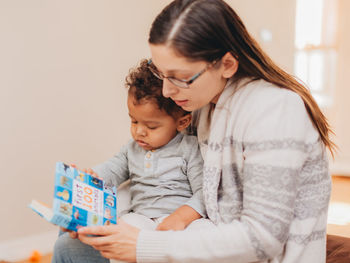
[29,162,117,231]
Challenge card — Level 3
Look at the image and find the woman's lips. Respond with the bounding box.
[174,99,189,106]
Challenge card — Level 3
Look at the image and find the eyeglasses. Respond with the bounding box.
[147,59,218,89]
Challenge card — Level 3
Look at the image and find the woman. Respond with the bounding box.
[53,0,335,262]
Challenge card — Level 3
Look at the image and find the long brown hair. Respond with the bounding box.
[149,0,336,155]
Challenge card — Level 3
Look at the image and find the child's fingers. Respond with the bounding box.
[87,168,95,175]
[87,168,101,179]
[60,227,69,232]
[69,164,101,179]
[69,231,78,239]
[60,227,78,239]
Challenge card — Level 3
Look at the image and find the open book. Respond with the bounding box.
[29,162,117,231]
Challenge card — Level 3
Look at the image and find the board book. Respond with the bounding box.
[29,162,117,231]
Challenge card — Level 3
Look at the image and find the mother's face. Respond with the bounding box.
[149,44,233,112]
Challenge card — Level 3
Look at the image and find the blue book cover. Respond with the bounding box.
[29,162,117,231]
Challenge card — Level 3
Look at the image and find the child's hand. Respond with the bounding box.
[156,213,187,231]
[60,227,79,239]
[71,164,101,179]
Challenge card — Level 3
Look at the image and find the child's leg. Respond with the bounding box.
[154,216,215,230]
[184,218,215,230]
[120,212,157,230]
[52,232,109,263]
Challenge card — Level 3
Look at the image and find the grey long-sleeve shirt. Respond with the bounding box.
[93,132,206,218]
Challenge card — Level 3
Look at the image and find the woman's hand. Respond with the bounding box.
[77,219,140,262]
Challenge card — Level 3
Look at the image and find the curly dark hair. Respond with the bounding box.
[125,59,189,119]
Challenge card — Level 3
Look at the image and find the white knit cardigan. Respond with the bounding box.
[136,78,331,263]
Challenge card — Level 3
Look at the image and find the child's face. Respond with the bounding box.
[127,94,179,151]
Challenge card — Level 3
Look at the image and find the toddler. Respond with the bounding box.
[92,59,207,231]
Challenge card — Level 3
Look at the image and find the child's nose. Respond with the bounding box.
[136,126,146,136]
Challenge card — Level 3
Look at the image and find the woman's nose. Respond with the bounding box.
[162,79,178,98]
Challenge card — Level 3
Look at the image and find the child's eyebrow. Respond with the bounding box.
[128,114,161,125]
[144,121,161,125]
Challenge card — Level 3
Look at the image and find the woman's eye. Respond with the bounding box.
[172,75,187,81]
[131,120,137,124]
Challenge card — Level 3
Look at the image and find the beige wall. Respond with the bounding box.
[0,0,171,243]
[228,0,296,73]
[1,0,348,245]
[327,0,350,173]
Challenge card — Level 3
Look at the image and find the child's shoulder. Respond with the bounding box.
[178,133,200,152]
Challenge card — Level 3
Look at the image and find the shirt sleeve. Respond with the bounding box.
[92,143,130,188]
[183,136,206,217]
[136,90,326,262]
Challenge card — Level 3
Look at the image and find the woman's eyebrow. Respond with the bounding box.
[166,69,193,76]
[154,64,193,75]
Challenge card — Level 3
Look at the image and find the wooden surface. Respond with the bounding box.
[327,176,350,238]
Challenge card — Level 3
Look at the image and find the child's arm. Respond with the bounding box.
[92,143,130,187]
[156,205,202,231]
[156,137,206,231]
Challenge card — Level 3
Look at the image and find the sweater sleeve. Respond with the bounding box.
[92,143,130,187]
[136,89,323,262]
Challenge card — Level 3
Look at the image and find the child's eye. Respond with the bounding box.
[147,126,158,130]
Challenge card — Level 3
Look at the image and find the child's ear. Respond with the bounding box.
[176,114,192,132]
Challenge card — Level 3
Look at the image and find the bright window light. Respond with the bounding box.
[294,0,338,107]
[295,0,324,48]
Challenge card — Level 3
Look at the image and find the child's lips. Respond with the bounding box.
[136,140,149,147]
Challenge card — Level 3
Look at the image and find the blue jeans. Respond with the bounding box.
[52,232,110,263]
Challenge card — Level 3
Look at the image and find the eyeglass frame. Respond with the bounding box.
[147,59,219,89]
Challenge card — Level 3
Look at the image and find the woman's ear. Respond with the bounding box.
[221,52,239,78]
[176,114,192,132]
